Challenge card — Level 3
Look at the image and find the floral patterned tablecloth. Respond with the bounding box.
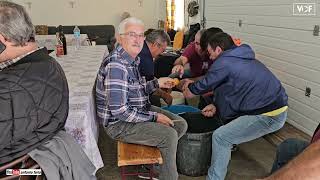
[51,45,108,172]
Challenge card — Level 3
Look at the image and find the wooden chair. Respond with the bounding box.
[264,122,311,147]
[117,141,163,180]
[0,155,43,180]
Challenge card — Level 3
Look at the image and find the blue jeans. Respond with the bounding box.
[270,138,309,173]
[207,111,287,180]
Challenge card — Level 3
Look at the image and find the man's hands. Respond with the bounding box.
[172,56,188,78]
[171,65,184,78]
[202,104,216,117]
[181,79,194,91]
[158,77,175,89]
[181,79,195,98]
[156,113,174,127]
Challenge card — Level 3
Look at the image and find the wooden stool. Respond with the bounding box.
[117,141,163,180]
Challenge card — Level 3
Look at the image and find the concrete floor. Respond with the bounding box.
[95,126,276,180]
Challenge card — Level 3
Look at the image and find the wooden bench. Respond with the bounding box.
[264,122,311,147]
[117,141,163,180]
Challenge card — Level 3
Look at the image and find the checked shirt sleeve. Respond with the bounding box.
[104,62,156,123]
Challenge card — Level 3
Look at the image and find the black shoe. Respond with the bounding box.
[231,144,239,152]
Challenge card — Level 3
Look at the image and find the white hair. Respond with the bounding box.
[118,17,144,34]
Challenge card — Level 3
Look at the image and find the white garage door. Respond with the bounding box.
[204,0,320,135]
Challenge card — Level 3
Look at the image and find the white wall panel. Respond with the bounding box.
[11,0,165,29]
[204,0,320,135]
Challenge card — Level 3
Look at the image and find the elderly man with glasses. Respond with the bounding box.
[96,17,187,180]
[138,29,174,106]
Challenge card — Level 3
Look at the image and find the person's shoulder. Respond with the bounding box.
[210,55,231,69]
[138,50,152,62]
[101,57,128,76]
[27,50,59,69]
[103,49,127,65]
[185,42,196,51]
[182,42,196,56]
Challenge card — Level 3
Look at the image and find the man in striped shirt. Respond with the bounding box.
[95,17,187,180]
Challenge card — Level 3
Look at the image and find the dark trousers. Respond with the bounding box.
[105,106,187,180]
[271,138,309,173]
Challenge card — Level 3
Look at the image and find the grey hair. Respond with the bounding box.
[118,17,144,34]
[145,29,171,46]
[0,1,35,46]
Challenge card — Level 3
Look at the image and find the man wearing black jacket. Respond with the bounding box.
[0,1,69,164]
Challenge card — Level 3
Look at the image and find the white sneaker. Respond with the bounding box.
[138,175,159,180]
[138,165,159,180]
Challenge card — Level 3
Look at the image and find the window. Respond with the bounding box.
[174,0,184,30]
[166,0,184,31]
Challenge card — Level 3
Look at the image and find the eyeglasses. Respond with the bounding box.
[155,41,166,51]
[120,32,145,39]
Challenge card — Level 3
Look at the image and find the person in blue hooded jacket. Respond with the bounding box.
[182,32,288,180]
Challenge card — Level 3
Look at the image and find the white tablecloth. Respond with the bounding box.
[51,45,108,172]
[36,34,91,50]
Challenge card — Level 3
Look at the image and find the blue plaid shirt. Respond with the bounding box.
[96,45,159,126]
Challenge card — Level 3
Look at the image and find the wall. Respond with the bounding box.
[204,0,320,135]
[11,0,166,30]
[184,0,202,28]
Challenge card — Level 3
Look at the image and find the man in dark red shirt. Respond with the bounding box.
[259,124,320,180]
[171,28,222,79]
